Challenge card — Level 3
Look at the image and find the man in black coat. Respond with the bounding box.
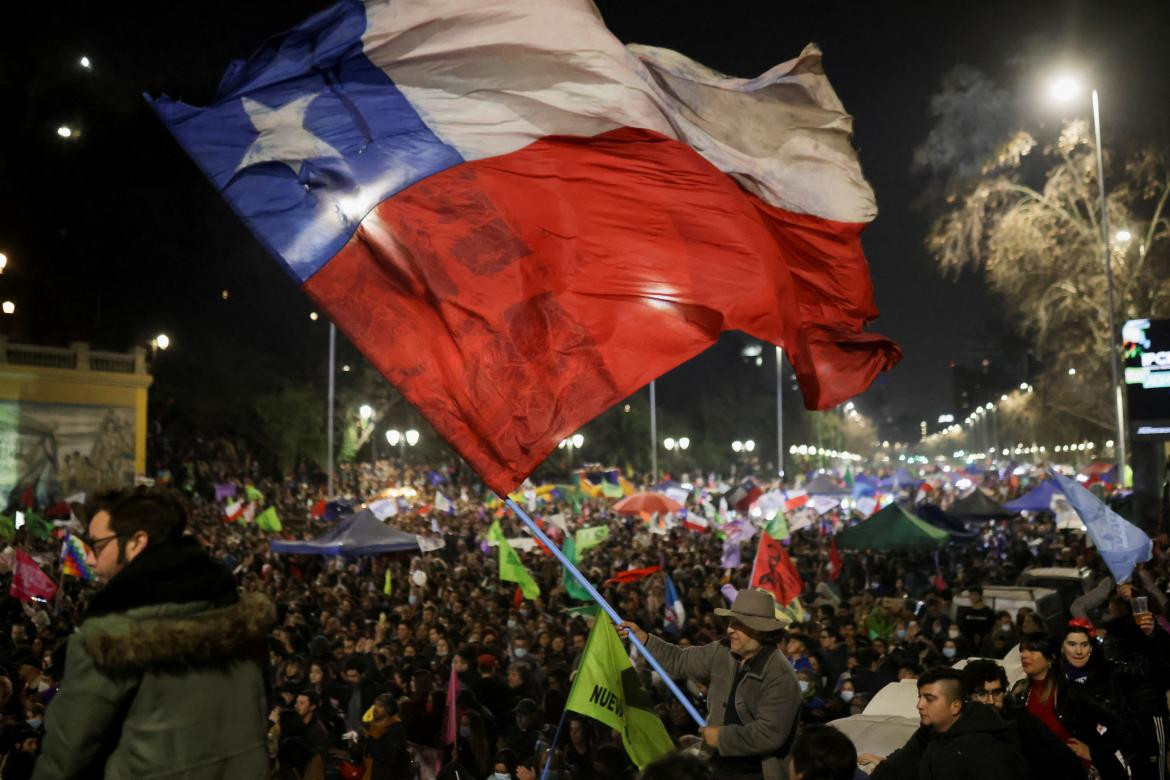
[961,660,1086,780]
[860,667,1031,780]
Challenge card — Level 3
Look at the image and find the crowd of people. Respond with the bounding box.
[0,440,1167,779]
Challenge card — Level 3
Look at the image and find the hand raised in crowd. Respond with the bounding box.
[1118,581,1133,601]
[700,725,721,747]
[617,621,647,645]
[1067,738,1092,761]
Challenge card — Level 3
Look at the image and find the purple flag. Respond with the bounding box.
[721,538,741,569]
[214,483,237,502]
[720,583,738,605]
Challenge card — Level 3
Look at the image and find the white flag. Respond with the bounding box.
[369,498,397,520]
[416,535,446,552]
[434,491,453,515]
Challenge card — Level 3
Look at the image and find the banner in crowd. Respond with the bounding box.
[564,618,674,769]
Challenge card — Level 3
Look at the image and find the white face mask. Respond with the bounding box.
[1002,623,1013,632]
[947,628,960,639]
[798,680,810,693]
[942,647,957,659]
[840,690,854,702]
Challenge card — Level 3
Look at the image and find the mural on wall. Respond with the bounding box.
[0,402,135,507]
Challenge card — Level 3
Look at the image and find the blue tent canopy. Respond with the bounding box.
[270,509,421,556]
[1002,479,1064,513]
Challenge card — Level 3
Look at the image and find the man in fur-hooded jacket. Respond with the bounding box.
[35,487,276,779]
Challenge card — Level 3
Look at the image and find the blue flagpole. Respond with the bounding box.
[539,706,568,780]
[503,498,706,727]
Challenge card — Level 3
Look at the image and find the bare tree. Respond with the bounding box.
[925,118,1170,429]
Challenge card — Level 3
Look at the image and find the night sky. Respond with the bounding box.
[3,0,1169,440]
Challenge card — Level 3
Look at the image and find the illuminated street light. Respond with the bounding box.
[359,404,373,421]
[341,364,351,373]
[1068,367,1076,376]
[1,301,14,315]
[309,311,319,321]
[572,433,584,449]
[1047,71,1126,486]
[1115,229,1132,243]
[0,253,7,273]
[154,333,170,350]
[57,126,74,138]
[386,429,401,446]
[744,440,756,452]
[677,436,690,450]
[732,441,743,452]
[79,56,92,69]
[404,429,420,446]
[664,437,676,451]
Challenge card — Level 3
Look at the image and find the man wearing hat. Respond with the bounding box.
[622,587,801,780]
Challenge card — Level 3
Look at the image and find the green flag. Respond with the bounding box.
[764,512,789,542]
[383,568,392,596]
[565,618,675,769]
[601,481,624,499]
[492,524,539,599]
[562,537,592,602]
[844,466,854,488]
[0,514,13,542]
[487,519,508,544]
[244,485,264,502]
[575,525,609,553]
[256,506,282,532]
[26,511,52,541]
[562,604,601,619]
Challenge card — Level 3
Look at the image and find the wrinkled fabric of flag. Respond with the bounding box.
[149,0,900,494]
[1050,471,1151,583]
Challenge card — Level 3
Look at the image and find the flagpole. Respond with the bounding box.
[327,323,336,498]
[649,380,658,484]
[504,498,706,727]
[775,347,784,481]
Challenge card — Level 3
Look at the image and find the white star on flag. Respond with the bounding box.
[236,94,343,175]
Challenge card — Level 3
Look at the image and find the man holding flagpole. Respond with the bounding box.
[621,588,801,780]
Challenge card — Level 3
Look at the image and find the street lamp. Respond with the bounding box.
[663,437,676,451]
[0,301,13,315]
[0,253,7,273]
[732,441,743,452]
[558,432,584,466]
[149,333,170,360]
[677,437,690,450]
[359,404,373,422]
[744,439,756,452]
[1048,72,1127,484]
[386,429,401,446]
[405,429,420,446]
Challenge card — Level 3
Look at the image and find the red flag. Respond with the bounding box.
[750,533,803,606]
[20,486,34,510]
[603,565,662,586]
[309,499,327,518]
[441,661,460,745]
[513,585,524,612]
[10,550,57,603]
[829,538,843,582]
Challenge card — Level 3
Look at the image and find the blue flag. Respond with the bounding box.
[1050,471,1151,583]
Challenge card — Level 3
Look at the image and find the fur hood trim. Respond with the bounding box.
[82,591,276,674]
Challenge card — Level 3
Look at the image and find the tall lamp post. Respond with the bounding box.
[558,433,585,468]
[1049,75,1127,484]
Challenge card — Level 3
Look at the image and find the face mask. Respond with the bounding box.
[492,774,511,780]
[895,629,907,639]
[947,628,960,639]
[459,725,471,739]
[436,650,448,658]
[798,680,810,693]
[1002,623,1013,632]
[26,719,41,730]
[942,647,957,659]
[840,690,854,703]
[408,595,418,606]
[513,647,528,659]
[507,619,518,629]
[518,608,529,617]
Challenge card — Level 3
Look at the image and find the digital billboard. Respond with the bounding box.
[1122,318,1170,439]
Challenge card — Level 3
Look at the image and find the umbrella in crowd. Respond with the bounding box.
[612,492,683,516]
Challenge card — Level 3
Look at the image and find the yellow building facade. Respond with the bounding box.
[0,339,151,504]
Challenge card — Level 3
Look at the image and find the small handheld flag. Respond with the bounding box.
[60,532,96,582]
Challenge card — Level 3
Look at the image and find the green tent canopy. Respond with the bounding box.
[837,502,949,551]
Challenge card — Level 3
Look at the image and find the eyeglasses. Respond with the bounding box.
[88,534,120,556]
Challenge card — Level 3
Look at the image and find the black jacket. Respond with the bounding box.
[872,702,1032,780]
[1002,705,1087,780]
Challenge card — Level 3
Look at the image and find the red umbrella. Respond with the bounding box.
[612,492,683,515]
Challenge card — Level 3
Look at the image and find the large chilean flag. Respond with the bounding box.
[149,0,900,495]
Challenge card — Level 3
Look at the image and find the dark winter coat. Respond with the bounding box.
[1002,705,1087,780]
[35,537,276,779]
[645,635,800,780]
[871,701,1032,780]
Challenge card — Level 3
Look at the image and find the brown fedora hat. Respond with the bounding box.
[714,588,785,632]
